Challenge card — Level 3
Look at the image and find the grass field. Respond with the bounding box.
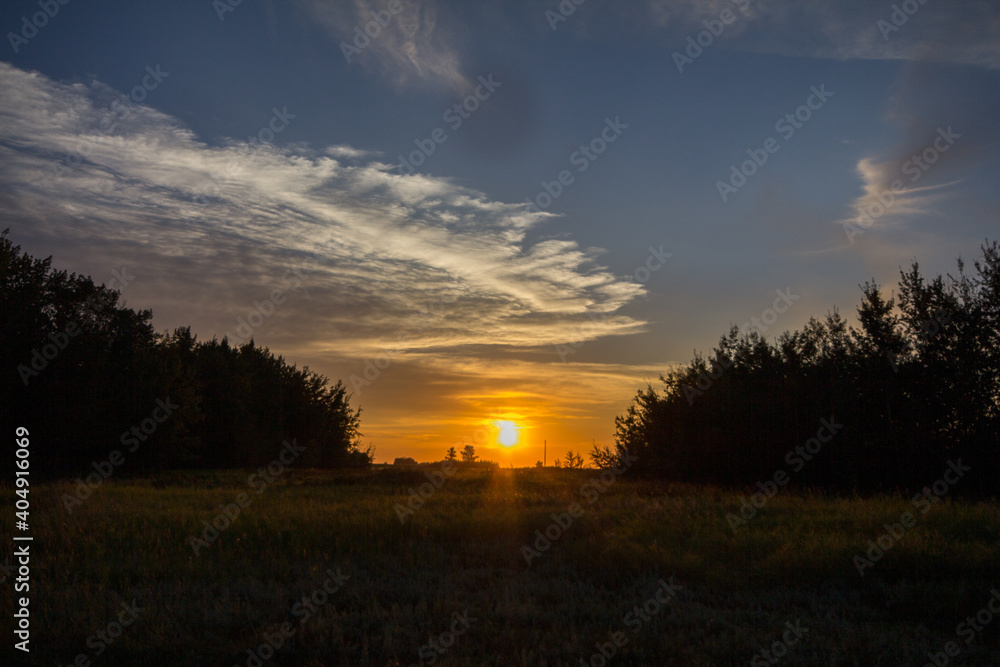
[2,466,999,666]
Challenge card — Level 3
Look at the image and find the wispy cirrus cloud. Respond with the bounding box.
[324,144,381,159]
[836,56,999,246]
[0,61,644,365]
[838,156,962,239]
[299,0,471,92]
[582,0,1000,70]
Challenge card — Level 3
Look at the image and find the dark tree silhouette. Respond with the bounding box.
[615,241,1000,496]
[2,229,369,476]
[564,450,584,469]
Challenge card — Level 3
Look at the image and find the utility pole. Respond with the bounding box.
[544,440,546,467]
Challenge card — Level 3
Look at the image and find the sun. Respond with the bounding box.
[494,420,520,447]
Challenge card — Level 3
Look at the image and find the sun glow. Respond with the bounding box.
[495,420,520,447]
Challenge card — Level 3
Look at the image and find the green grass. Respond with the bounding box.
[2,467,999,665]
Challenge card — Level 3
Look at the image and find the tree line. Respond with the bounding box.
[2,230,370,477]
[394,446,501,468]
[606,240,1000,496]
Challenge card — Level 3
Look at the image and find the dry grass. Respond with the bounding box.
[2,466,999,665]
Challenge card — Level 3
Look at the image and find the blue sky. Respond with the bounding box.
[2,0,999,464]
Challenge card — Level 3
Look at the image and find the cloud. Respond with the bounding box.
[839,156,961,235]
[325,144,381,159]
[587,0,1000,70]
[836,57,1000,245]
[332,350,674,463]
[299,0,471,92]
[0,62,645,368]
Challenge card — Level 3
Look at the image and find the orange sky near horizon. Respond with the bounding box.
[341,357,674,467]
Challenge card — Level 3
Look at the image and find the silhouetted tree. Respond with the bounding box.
[614,240,1000,496]
[445,447,457,462]
[460,445,477,462]
[2,229,369,476]
[590,441,630,470]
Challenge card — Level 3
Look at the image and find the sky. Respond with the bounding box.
[2,0,998,466]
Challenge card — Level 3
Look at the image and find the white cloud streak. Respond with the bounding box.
[608,0,1000,70]
[299,0,471,92]
[0,62,645,366]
